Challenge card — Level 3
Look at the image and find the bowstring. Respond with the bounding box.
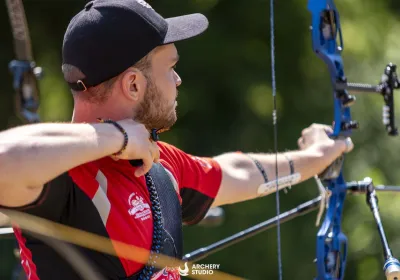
[270,0,283,279]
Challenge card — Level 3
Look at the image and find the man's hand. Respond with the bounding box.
[210,123,355,206]
[113,119,160,177]
[297,123,354,159]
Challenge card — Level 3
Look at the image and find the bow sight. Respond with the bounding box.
[313,6,400,136]
[335,63,400,136]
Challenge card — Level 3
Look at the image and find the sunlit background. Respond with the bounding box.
[1,0,400,279]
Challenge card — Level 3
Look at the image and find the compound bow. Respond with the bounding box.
[185,1,400,280]
[308,1,400,279]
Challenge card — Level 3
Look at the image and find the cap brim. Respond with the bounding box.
[163,13,209,44]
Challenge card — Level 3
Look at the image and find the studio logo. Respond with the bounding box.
[178,262,189,276]
[178,262,220,276]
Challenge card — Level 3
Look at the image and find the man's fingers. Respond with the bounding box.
[297,137,306,149]
[135,153,153,177]
[301,128,309,137]
[134,141,160,177]
[332,137,354,154]
[336,137,354,153]
[323,125,333,135]
[307,124,333,134]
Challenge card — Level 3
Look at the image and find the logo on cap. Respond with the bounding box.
[136,0,153,9]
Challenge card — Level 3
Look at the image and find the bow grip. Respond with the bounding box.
[317,134,349,180]
[318,154,344,180]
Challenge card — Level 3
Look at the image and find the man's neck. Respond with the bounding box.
[72,101,133,123]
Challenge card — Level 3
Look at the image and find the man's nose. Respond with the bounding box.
[174,71,182,87]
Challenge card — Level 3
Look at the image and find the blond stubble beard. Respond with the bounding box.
[133,75,177,131]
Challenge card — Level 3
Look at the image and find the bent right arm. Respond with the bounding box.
[0,120,157,207]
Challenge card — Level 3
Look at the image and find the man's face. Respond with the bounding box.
[133,44,181,131]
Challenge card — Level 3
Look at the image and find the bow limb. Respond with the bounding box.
[5,0,41,124]
[3,1,99,279]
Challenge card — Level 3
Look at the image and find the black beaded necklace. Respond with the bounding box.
[137,129,167,279]
[138,173,164,280]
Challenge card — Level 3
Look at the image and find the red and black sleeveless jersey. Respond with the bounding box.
[2,142,222,280]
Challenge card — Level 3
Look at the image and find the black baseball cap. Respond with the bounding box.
[62,0,209,91]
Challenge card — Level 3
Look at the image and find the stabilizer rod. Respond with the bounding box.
[183,180,400,264]
[347,177,400,280]
[183,196,322,262]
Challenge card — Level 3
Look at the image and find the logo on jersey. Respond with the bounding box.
[190,156,213,173]
[128,192,151,221]
[152,267,180,280]
[136,0,153,9]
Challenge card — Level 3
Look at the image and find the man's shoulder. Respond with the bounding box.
[157,141,183,153]
[157,141,190,162]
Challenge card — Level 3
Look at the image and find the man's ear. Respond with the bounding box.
[120,68,146,102]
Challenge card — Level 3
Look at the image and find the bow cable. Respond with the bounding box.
[270,0,283,279]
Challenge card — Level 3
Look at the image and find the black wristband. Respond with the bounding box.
[97,118,128,156]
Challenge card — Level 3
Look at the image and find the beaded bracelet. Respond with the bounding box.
[236,151,269,184]
[247,154,269,183]
[97,118,128,156]
[283,153,295,175]
[239,151,295,192]
[282,152,295,192]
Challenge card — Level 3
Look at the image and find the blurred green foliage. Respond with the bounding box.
[1,0,400,279]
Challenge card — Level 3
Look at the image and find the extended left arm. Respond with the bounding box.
[211,135,348,207]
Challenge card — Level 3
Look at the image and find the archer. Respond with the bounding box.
[0,0,352,279]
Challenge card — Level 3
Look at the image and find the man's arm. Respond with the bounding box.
[0,120,158,207]
[211,124,352,206]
